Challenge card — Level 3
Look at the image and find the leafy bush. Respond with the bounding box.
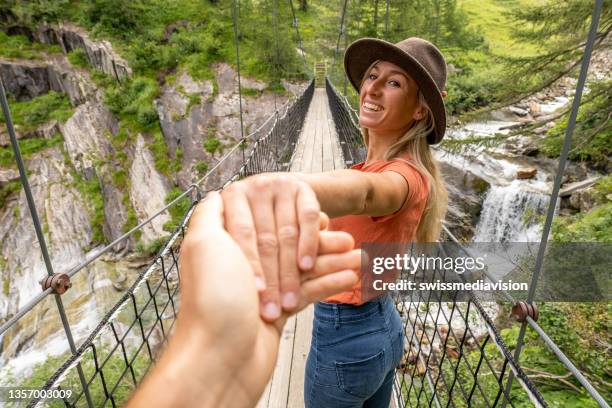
[163,187,191,232]
[203,136,221,154]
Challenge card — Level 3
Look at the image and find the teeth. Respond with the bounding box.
[364,102,383,111]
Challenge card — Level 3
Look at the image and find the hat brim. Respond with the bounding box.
[344,38,446,144]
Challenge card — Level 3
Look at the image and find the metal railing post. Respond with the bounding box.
[0,78,94,408]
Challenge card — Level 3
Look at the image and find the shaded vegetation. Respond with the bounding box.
[0,133,64,167]
[0,91,73,132]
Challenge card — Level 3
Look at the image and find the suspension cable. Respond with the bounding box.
[384,0,390,40]
[333,0,349,78]
[231,0,246,161]
[289,0,309,76]
[272,0,281,111]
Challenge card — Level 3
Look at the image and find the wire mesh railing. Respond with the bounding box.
[325,77,365,166]
[324,1,609,402]
[0,79,314,407]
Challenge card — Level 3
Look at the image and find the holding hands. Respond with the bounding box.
[128,190,359,408]
[221,173,339,321]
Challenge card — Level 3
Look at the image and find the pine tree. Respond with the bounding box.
[505,0,611,98]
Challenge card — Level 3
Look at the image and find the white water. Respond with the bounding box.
[441,94,572,243]
[473,182,550,242]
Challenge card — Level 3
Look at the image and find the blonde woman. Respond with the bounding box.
[221,37,448,407]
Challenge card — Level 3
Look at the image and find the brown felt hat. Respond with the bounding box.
[344,37,448,144]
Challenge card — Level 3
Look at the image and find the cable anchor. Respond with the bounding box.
[511,300,539,323]
[39,273,72,295]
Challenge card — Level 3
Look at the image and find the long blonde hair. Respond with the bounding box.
[360,62,448,242]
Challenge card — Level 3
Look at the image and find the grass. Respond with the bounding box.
[0,133,64,168]
[0,92,73,132]
[457,0,543,58]
[0,32,62,60]
[162,187,191,233]
[67,48,90,68]
[73,171,106,245]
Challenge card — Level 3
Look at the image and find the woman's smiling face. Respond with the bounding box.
[358,60,421,135]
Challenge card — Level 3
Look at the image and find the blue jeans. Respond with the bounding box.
[304,294,404,408]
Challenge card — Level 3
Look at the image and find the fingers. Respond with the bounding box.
[274,189,300,314]
[319,212,329,230]
[301,249,361,282]
[298,270,359,310]
[296,184,320,271]
[221,184,266,291]
[250,188,282,322]
[318,230,354,255]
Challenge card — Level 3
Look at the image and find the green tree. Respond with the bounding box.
[504,0,612,100]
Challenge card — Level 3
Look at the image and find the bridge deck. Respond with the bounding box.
[256,88,344,407]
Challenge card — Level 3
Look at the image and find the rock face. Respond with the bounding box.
[35,23,132,81]
[0,60,91,105]
[129,134,171,245]
[155,65,306,189]
[0,149,92,321]
[439,162,490,240]
[61,101,117,172]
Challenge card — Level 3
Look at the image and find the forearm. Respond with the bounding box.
[127,321,253,408]
[293,170,371,218]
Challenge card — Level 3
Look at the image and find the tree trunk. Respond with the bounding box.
[300,0,307,12]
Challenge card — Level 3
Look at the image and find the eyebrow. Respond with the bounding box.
[371,67,409,81]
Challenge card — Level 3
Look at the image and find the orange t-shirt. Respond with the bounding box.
[324,157,429,305]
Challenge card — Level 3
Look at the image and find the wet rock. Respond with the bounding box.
[516,166,537,179]
[35,120,60,139]
[568,188,596,212]
[0,61,54,101]
[507,106,529,117]
[0,148,92,347]
[99,174,129,252]
[438,161,489,240]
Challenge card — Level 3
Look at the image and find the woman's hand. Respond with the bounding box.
[221,173,322,321]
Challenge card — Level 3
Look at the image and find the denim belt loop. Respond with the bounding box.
[333,304,340,329]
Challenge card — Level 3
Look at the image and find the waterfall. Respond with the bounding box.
[473,182,550,242]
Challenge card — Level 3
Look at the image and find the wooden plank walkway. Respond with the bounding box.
[256,88,344,408]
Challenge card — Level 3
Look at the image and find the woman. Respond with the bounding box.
[220,37,448,407]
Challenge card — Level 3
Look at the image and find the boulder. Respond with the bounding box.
[568,188,596,212]
[507,106,529,117]
[516,167,537,179]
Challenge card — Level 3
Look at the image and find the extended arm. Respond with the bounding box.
[294,168,409,218]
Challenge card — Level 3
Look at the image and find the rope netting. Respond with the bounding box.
[0,81,314,408]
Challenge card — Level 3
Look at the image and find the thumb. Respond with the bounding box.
[188,190,224,233]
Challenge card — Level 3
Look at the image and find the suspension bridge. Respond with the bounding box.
[0,0,609,407]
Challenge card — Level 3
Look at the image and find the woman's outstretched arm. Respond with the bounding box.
[221,169,409,321]
[294,169,409,218]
